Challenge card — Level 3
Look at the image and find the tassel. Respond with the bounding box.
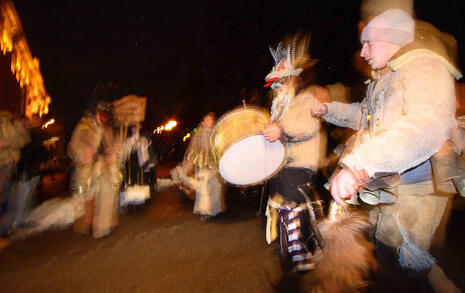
[394,213,436,272]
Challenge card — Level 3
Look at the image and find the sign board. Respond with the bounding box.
[113,95,147,126]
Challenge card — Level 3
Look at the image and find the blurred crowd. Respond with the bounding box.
[0,83,160,246]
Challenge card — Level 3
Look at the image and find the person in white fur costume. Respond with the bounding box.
[314,9,462,292]
[172,112,225,220]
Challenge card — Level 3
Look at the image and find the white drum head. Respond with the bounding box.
[219,135,285,186]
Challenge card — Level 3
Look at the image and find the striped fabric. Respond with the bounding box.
[279,204,315,272]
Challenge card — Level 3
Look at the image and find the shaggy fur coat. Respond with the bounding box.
[322,55,456,177]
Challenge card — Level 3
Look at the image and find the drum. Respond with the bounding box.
[211,106,286,186]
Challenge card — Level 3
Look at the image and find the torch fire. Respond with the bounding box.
[154,120,177,134]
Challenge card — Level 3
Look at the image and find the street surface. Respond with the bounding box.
[0,166,464,292]
[0,171,291,292]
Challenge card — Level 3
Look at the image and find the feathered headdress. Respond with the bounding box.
[266,34,317,121]
[264,33,317,88]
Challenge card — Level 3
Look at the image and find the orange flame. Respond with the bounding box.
[165,120,177,131]
[154,120,177,134]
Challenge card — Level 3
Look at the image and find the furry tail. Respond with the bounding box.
[311,202,377,292]
[10,197,84,240]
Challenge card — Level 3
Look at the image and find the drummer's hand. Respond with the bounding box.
[329,168,361,205]
[263,122,282,142]
[312,101,328,116]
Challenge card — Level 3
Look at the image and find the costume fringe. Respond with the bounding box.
[311,202,376,292]
[394,213,436,272]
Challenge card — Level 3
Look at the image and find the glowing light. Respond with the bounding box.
[1,1,51,118]
[154,126,165,134]
[153,120,178,134]
[43,136,59,146]
[165,120,177,131]
[183,133,191,142]
[41,118,55,129]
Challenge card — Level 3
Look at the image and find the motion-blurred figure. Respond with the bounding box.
[0,111,30,208]
[172,112,225,220]
[120,123,157,208]
[0,117,47,235]
[0,112,30,247]
[68,100,123,238]
[123,123,157,193]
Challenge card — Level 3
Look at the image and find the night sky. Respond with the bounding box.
[13,0,465,134]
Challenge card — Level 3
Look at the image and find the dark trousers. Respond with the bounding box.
[268,167,316,203]
[269,167,319,271]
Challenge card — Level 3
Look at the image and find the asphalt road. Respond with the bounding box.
[1,168,464,292]
[0,180,298,292]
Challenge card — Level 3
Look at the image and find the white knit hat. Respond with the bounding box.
[361,9,415,46]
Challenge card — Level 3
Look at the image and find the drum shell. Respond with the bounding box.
[210,107,270,159]
[210,106,287,186]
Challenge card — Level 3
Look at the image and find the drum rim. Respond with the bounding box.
[210,106,270,159]
[211,106,269,135]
